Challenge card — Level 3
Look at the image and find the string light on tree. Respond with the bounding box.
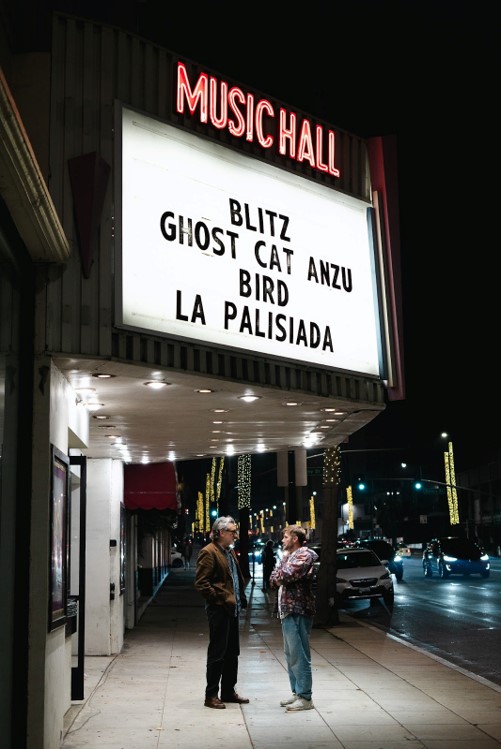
[237,454,251,509]
[346,485,354,530]
[323,446,341,487]
[210,458,216,504]
[444,441,460,525]
[309,495,316,530]
[196,490,204,532]
[216,457,225,502]
[205,472,211,529]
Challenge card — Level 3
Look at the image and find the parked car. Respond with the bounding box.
[309,544,322,582]
[336,548,394,608]
[422,536,490,579]
[234,539,262,563]
[357,539,404,581]
[396,543,412,557]
[170,548,184,568]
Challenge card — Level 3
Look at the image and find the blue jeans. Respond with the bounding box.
[281,614,313,700]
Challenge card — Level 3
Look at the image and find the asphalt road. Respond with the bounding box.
[342,554,501,688]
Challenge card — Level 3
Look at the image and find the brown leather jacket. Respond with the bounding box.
[195,542,247,615]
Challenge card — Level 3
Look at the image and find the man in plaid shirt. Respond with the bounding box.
[270,525,318,712]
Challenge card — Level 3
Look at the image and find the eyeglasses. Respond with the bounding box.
[226,529,238,535]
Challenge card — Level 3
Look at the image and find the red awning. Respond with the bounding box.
[124,462,178,511]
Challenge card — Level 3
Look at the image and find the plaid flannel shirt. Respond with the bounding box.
[270,546,318,618]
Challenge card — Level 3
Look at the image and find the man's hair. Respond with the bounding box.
[210,515,237,540]
[284,524,307,545]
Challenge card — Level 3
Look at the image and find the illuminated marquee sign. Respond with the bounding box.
[117,106,382,375]
[176,62,340,179]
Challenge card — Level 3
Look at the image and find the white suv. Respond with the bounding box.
[336,548,394,608]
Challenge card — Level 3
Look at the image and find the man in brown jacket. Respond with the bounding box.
[195,516,249,709]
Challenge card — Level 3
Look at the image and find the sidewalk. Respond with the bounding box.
[62,561,501,749]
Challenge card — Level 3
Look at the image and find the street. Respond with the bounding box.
[341,554,501,687]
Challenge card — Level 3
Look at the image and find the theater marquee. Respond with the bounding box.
[116,105,383,376]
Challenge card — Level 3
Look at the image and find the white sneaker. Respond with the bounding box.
[285,697,314,711]
[279,694,296,706]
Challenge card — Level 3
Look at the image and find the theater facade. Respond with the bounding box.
[0,7,403,748]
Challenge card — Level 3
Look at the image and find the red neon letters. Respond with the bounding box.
[176,62,340,178]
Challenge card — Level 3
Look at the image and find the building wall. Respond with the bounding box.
[85,458,125,655]
[26,360,89,749]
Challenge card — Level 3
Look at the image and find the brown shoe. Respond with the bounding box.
[204,696,226,709]
[221,692,249,704]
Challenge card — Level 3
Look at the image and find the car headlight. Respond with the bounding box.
[481,553,489,561]
[443,555,458,562]
[380,571,391,581]
[394,554,402,562]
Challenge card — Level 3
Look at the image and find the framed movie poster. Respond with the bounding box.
[48,446,70,631]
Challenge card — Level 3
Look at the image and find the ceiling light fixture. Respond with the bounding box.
[92,373,116,379]
[144,380,170,390]
[86,403,104,412]
[93,414,110,420]
[196,388,214,394]
[238,395,261,403]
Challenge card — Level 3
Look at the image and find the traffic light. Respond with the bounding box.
[357,482,366,491]
[414,481,422,490]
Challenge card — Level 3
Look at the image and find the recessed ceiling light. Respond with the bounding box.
[92,373,115,379]
[321,407,337,413]
[211,408,229,413]
[196,388,214,394]
[86,403,105,412]
[283,401,302,407]
[239,395,261,403]
[144,381,170,389]
[93,414,110,420]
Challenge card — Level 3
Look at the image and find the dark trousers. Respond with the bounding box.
[205,604,240,698]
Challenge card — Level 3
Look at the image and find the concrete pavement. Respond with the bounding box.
[62,556,501,749]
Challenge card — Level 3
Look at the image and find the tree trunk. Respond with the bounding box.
[238,508,251,580]
[314,482,339,625]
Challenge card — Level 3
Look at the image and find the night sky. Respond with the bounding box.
[33,1,501,483]
[156,1,499,481]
